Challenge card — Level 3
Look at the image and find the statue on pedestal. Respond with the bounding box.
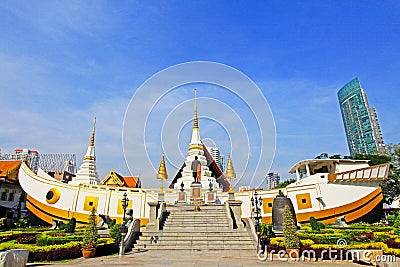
[191,156,201,183]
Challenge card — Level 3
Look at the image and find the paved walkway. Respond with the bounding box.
[28,250,361,267]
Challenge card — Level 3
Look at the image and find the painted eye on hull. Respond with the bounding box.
[46,188,60,204]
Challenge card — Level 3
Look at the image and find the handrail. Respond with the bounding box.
[157,202,169,230]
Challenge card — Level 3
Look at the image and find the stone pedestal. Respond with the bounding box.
[178,191,187,204]
[228,191,235,201]
[147,202,159,230]
[207,191,215,204]
[190,182,203,205]
[228,200,244,230]
[158,192,165,202]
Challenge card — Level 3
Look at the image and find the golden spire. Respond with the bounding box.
[90,117,96,147]
[157,154,168,180]
[157,154,168,193]
[225,154,236,192]
[193,88,198,129]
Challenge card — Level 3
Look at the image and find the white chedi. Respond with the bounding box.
[69,118,100,185]
[174,89,219,190]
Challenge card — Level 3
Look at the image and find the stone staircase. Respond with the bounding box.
[135,204,256,251]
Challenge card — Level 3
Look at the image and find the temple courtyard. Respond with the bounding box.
[27,250,360,267]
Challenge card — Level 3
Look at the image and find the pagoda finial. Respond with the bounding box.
[193,88,198,129]
[157,154,168,180]
[90,117,96,147]
[157,154,168,193]
[225,154,236,192]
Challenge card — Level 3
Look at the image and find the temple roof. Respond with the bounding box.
[101,169,141,188]
[0,160,22,184]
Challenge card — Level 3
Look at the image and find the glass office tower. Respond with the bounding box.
[338,78,385,156]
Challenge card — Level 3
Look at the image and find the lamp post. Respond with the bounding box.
[251,191,262,251]
[119,192,129,256]
[122,192,128,221]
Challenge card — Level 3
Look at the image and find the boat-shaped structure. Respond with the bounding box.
[18,158,389,226]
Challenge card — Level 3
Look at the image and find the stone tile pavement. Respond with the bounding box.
[27,250,362,267]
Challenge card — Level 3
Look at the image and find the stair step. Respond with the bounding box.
[134,245,255,250]
[135,204,256,251]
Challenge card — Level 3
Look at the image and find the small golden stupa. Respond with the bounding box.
[225,154,236,192]
[157,154,168,193]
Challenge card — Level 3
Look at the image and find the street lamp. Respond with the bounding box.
[122,192,128,221]
[251,191,262,251]
[119,192,129,256]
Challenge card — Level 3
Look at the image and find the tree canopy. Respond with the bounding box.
[275,178,296,189]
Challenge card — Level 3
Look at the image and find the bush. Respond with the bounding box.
[387,215,396,226]
[29,243,82,262]
[386,238,400,249]
[36,235,82,246]
[64,217,76,233]
[109,219,116,228]
[283,205,300,249]
[95,241,119,256]
[58,221,66,230]
[14,218,28,228]
[109,224,122,241]
[394,213,400,228]
[0,217,6,229]
[260,223,275,238]
[310,217,319,231]
[16,233,37,244]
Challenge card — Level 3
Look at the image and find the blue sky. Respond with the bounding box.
[1,1,399,187]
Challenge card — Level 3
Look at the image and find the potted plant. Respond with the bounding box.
[82,207,99,258]
[283,205,300,258]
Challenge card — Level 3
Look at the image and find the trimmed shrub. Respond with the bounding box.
[310,216,325,232]
[283,205,300,249]
[310,217,319,231]
[260,223,275,238]
[16,233,37,244]
[14,218,28,228]
[387,215,396,226]
[109,224,122,241]
[64,217,76,233]
[36,235,82,246]
[109,219,116,228]
[95,240,119,256]
[28,243,82,262]
[82,207,99,249]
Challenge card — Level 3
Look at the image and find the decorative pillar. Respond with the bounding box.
[296,168,300,181]
[147,202,158,230]
[228,200,244,230]
[306,164,311,177]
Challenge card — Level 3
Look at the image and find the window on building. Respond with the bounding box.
[8,192,14,202]
[1,192,7,201]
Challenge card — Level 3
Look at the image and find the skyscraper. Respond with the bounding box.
[206,146,226,171]
[338,78,385,156]
[265,172,280,189]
